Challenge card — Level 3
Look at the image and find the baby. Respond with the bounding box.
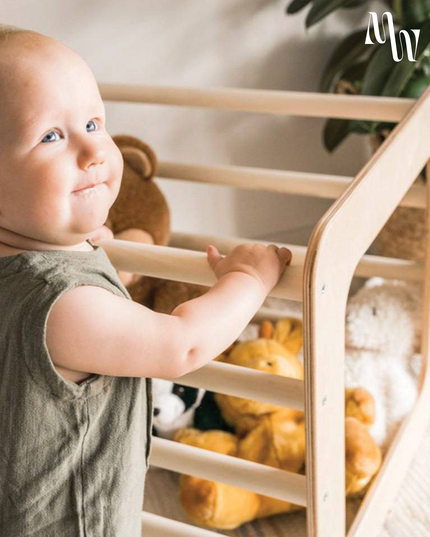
[0,25,292,537]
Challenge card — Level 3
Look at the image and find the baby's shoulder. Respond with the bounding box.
[46,285,128,375]
[45,284,185,380]
[47,285,127,348]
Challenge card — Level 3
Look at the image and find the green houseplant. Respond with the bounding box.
[286,0,430,262]
[286,0,430,153]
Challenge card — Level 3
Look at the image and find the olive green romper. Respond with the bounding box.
[0,239,153,536]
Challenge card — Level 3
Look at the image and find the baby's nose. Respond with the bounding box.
[78,139,106,170]
[88,147,105,168]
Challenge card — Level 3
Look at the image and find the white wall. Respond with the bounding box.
[3,0,382,245]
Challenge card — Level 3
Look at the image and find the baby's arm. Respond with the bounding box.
[47,244,291,380]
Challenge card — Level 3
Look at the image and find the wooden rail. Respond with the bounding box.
[157,161,426,209]
[99,82,415,121]
[141,512,223,536]
[175,360,304,411]
[150,437,307,506]
[169,231,424,282]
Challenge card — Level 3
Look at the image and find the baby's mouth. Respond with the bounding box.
[74,182,97,192]
[73,179,105,194]
[73,182,105,197]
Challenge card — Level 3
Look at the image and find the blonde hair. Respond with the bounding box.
[0,24,45,46]
[0,23,25,38]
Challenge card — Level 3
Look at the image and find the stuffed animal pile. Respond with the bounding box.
[172,319,382,530]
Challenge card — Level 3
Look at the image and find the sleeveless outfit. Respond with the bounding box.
[0,239,153,536]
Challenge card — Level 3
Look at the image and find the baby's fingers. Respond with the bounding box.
[277,247,293,265]
[206,244,223,271]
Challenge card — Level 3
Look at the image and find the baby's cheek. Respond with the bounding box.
[109,140,124,181]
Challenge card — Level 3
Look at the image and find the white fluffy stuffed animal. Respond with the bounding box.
[345,277,423,452]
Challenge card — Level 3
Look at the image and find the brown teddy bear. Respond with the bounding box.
[103,134,208,311]
[172,319,382,530]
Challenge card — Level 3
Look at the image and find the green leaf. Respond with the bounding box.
[348,119,376,133]
[342,60,369,82]
[401,0,430,26]
[323,118,352,151]
[391,0,403,21]
[306,0,363,28]
[330,60,369,95]
[381,20,430,96]
[286,0,313,14]
[319,29,376,92]
[343,0,369,7]
[361,37,399,95]
[401,74,430,97]
[374,121,397,131]
[354,120,397,134]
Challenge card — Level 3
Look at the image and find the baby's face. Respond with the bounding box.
[0,34,123,247]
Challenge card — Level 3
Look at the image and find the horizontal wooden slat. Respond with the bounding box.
[98,82,414,121]
[98,239,303,301]
[149,437,307,506]
[170,232,305,265]
[356,254,424,281]
[141,512,223,537]
[175,360,304,411]
[157,161,426,209]
[97,234,423,310]
[169,231,424,282]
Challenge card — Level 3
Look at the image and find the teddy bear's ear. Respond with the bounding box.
[112,134,158,180]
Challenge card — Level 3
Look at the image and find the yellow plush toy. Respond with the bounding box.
[173,318,382,530]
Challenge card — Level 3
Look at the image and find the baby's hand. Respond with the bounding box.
[206,243,292,294]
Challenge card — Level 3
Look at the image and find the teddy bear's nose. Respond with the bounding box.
[153,407,161,417]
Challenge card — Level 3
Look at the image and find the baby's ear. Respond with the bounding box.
[112,134,158,179]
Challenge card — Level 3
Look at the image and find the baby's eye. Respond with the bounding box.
[41,131,61,143]
[86,119,98,132]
